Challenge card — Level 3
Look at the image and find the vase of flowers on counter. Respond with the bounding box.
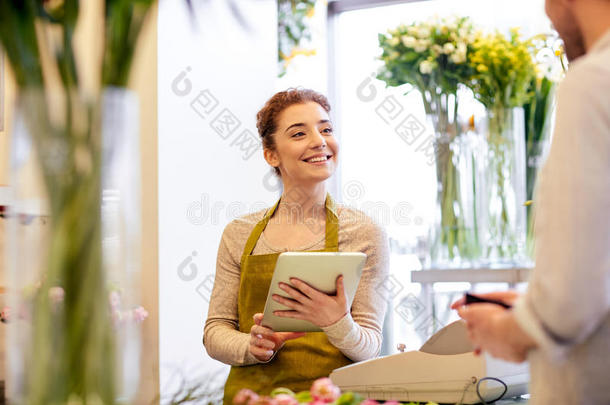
[377,16,483,268]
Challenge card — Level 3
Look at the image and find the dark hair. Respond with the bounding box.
[256,88,331,176]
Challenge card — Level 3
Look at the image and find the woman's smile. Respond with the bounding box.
[302,153,334,165]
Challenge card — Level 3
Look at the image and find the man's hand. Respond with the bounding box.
[272,275,349,328]
[455,301,537,363]
[248,313,305,362]
[451,290,521,310]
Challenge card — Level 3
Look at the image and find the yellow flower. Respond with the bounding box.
[477,64,488,72]
[306,6,315,18]
[555,46,564,57]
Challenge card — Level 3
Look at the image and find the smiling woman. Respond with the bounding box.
[203,88,390,404]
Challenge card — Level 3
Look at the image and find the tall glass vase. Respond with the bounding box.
[482,106,527,265]
[525,139,549,259]
[424,91,481,268]
[6,89,142,404]
[524,82,556,260]
[101,88,143,403]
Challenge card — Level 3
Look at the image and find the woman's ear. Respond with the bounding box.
[264,148,280,168]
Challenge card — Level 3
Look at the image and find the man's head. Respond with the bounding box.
[545,0,586,60]
[545,0,610,60]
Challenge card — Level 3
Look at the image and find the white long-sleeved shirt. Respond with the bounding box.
[512,29,610,404]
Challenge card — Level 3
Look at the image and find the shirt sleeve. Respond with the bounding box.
[203,221,264,366]
[322,217,390,361]
[512,63,610,362]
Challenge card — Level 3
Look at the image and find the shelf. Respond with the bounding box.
[411,267,532,285]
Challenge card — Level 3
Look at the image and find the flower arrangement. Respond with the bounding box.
[233,378,438,405]
[378,15,564,266]
[377,16,476,101]
[377,16,481,266]
[468,28,536,110]
[467,29,537,262]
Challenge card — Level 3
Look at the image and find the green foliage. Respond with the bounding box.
[0,1,157,404]
[334,391,364,405]
[277,0,316,77]
[104,0,155,86]
[0,0,155,90]
[293,390,313,403]
[0,0,44,87]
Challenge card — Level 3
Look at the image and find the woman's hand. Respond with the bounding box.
[249,313,305,362]
[272,276,349,328]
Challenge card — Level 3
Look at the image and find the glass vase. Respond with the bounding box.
[425,91,481,268]
[482,106,527,265]
[5,89,142,404]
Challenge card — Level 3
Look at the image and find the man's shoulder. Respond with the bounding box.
[561,48,610,95]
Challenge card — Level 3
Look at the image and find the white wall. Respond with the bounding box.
[158,0,278,396]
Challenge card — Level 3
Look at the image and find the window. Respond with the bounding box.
[330,0,550,351]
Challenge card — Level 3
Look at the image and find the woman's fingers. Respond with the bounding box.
[277,331,306,341]
[249,344,274,361]
[253,313,264,326]
[250,333,275,350]
[335,275,346,301]
[274,309,306,320]
[250,314,274,338]
[278,282,310,303]
[272,293,305,311]
[288,278,322,299]
[272,278,349,327]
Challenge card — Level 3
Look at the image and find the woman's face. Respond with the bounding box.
[265,101,339,186]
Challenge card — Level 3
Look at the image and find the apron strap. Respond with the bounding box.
[324,194,339,250]
[240,193,339,266]
[240,199,279,267]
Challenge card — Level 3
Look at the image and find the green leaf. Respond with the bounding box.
[294,390,313,403]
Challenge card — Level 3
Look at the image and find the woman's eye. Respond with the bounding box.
[292,132,306,138]
[322,127,333,134]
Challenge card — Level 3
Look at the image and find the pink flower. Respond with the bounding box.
[48,286,65,304]
[360,400,380,405]
[1,306,11,323]
[132,306,149,323]
[233,389,259,405]
[109,291,121,309]
[310,378,341,403]
[274,394,298,405]
[248,395,277,405]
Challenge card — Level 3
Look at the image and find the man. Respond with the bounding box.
[453,0,610,403]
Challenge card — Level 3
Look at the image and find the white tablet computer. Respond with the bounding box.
[262,252,367,332]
